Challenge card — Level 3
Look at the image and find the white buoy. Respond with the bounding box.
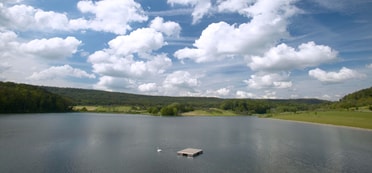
[157,147,162,152]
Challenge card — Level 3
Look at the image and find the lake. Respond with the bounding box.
[1,113,372,173]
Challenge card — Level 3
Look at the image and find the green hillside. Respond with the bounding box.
[337,87,372,109]
[0,82,346,115]
[0,82,73,113]
[42,86,223,107]
[43,86,329,115]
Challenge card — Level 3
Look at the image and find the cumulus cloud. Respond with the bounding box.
[72,0,148,34]
[20,37,81,59]
[90,53,172,78]
[167,0,212,24]
[88,28,170,78]
[236,91,256,98]
[88,27,172,91]
[163,71,199,88]
[29,65,95,80]
[0,0,148,34]
[262,90,277,99]
[245,73,292,89]
[367,63,372,69]
[217,0,253,13]
[150,17,181,37]
[249,42,338,72]
[94,76,137,91]
[0,30,83,84]
[174,0,298,63]
[215,87,230,96]
[162,71,200,95]
[206,87,231,97]
[107,28,165,56]
[138,83,158,92]
[308,67,366,83]
[0,30,18,52]
[0,3,70,31]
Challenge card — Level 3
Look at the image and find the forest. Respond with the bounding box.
[0,82,73,113]
[1,82,371,115]
[42,86,330,116]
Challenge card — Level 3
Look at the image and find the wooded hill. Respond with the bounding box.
[335,86,372,109]
[0,82,73,113]
[1,81,371,115]
[42,86,329,115]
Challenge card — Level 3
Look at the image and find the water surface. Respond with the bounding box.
[1,113,372,172]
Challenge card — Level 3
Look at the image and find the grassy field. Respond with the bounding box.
[181,108,238,116]
[269,110,372,129]
[73,105,147,114]
[74,106,238,116]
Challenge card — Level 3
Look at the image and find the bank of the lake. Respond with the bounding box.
[268,110,372,130]
[181,108,238,116]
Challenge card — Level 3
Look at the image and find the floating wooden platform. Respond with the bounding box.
[177,148,203,157]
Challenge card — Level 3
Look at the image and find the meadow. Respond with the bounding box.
[269,110,372,129]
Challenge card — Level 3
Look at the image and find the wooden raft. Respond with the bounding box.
[177,148,203,157]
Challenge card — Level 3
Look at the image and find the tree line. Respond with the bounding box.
[2,82,370,115]
[0,82,73,113]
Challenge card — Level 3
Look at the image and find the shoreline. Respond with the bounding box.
[268,117,372,132]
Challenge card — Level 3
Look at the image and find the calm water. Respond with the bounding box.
[1,113,372,173]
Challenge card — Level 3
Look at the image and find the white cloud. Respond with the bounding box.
[0,3,70,31]
[0,30,83,85]
[249,42,338,72]
[274,81,293,89]
[20,37,81,59]
[0,30,18,52]
[217,0,253,13]
[163,71,199,88]
[308,67,366,83]
[107,28,165,56]
[245,73,292,89]
[206,87,231,97]
[174,0,298,63]
[167,0,212,24]
[28,65,95,80]
[94,76,137,91]
[90,54,172,78]
[162,71,200,95]
[87,27,172,90]
[0,0,149,34]
[236,91,256,98]
[262,90,277,99]
[88,27,170,78]
[72,0,148,34]
[150,17,181,37]
[216,87,230,96]
[138,83,158,92]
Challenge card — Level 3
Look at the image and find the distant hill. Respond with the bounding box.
[0,82,73,113]
[41,86,224,107]
[337,87,372,108]
[42,86,328,106]
[0,82,333,114]
[42,86,330,114]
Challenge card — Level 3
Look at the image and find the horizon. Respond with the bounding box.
[2,80,354,101]
[0,0,371,101]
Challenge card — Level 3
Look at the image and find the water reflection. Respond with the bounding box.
[0,113,372,173]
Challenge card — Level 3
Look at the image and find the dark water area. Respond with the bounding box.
[1,113,372,173]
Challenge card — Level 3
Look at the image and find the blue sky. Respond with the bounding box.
[0,0,371,100]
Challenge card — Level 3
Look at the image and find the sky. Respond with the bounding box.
[0,0,371,100]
